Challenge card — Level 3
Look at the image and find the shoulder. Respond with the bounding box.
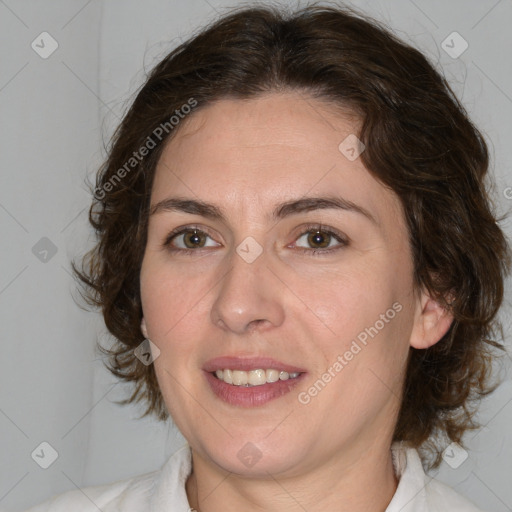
[389,442,487,512]
[20,471,157,512]
[20,444,192,512]
[424,478,486,512]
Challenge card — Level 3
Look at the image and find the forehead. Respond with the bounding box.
[152,92,403,226]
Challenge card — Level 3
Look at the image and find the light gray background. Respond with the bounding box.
[1,0,511,510]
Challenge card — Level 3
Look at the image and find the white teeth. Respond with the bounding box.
[248,368,266,385]
[266,369,279,383]
[223,369,233,384]
[232,370,248,385]
[213,368,302,386]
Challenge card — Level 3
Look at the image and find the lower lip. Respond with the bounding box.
[204,371,306,407]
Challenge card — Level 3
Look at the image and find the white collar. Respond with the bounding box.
[148,441,431,511]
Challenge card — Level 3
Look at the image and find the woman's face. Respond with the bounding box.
[140,92,446,477]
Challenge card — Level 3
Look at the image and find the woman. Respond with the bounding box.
[24,3,510,511]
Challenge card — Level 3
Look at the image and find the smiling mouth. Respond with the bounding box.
[212,368,303,387]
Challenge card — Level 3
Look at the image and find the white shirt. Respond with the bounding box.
[21,441,485,511]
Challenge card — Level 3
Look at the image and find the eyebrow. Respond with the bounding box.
[149,195,378,225]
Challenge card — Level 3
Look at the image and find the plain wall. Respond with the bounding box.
[1,0,511,510]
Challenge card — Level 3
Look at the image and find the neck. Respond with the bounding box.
[185,437,399,512]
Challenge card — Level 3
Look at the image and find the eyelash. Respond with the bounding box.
[162,223,348,257]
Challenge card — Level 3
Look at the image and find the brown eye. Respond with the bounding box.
[165,228,220,251]
[181,229,207,248]
[307,230,331,249]
[293,225,348,256]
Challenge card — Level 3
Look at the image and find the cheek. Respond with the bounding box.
[140,256,211,342]
[139,262,207,417]
[292,262,398,337]
[294,259,412,382]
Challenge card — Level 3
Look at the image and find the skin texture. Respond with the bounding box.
[139,92,453,512]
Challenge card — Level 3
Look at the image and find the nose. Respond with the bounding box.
[210,246,285,335]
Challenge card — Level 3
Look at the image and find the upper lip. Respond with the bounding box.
[203,356,306,373]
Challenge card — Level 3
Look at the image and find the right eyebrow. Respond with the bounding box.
[149,197,223,219]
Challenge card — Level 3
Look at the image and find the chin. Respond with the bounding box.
[199,436,310,478]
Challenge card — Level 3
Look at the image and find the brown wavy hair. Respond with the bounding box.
[73,2,511,469]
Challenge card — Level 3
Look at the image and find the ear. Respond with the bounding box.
[141,317,149,339]
[409,288,454,349]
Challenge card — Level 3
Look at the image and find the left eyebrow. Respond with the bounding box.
[273,196,378,225]
[149,195,378,226]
